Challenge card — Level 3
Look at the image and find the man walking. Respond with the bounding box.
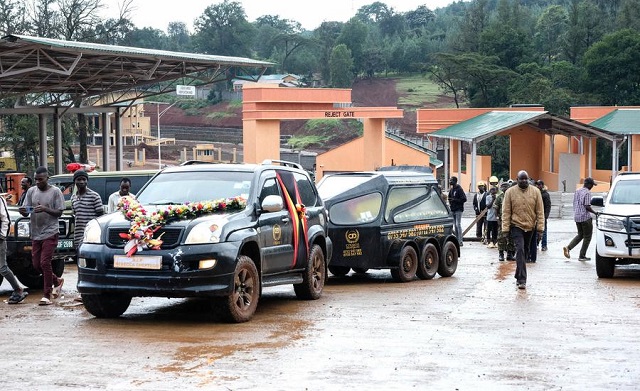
[448,176,467,246]
[17,176,33,206]
[495,181,515,261]
[19,166,65,305]
[536,180,552,251]
[71,170,104,251]
[502,170,545,289]
[563,177,597,261]
[1,190,28,304]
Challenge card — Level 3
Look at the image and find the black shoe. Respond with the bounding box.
[541,246,548,251]
[517,282,526,290]
[578,256,591,261]
[499,256,505,262]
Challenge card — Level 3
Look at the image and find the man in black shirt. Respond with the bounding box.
[448,176,467,246]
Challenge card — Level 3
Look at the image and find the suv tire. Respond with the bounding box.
[437,241,458,277]
[214,256,260,323]
[596,252,615,278]
[417,243,439,280]
[391,246,418,282]
[294,244,326,300]
[82,293,132,318]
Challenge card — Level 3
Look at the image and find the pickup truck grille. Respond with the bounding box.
[107,227,183,248]
[58,219,71,236]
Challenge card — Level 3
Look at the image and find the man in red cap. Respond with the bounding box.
[563,177,597,261]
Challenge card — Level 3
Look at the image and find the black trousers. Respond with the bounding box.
[510,226,534,284]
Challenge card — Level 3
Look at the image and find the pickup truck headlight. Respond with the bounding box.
[598,215,625,232]
[14,220,30,238]
[185,220,226,244]
[83,219,103,244]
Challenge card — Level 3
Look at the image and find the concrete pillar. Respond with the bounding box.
[242,119,281,163]
[53,109,63,174]
[362,118,385,170]
[101,112,110,171]
[39,114,47,169]
[115,107,123,171]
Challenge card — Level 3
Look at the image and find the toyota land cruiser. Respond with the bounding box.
[77,161,332,322]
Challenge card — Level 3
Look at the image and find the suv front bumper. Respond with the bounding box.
[77,242,242,297]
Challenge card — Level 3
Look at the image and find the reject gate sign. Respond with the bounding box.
[176,85,196,96]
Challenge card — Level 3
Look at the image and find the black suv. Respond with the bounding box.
[2,205,73,288]
[77,161,332,323]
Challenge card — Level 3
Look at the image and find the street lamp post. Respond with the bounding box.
[150,101,180,169]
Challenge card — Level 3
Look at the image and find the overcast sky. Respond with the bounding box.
[103,0,458,32]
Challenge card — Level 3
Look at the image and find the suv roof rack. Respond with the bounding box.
[261,159,303,170]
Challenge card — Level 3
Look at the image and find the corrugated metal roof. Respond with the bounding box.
[8,34,273,67]
[589,109,640,134]
[430,111,546,142]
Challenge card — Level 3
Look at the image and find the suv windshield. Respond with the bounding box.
[609,180,640,204]
[317,175,373,199]
[136,171,253,204]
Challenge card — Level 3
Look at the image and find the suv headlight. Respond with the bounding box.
[598,215,625,231]
[83,219,103,244]
[185,220,226,244]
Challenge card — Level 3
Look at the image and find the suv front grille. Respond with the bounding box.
[59,219,71,236]
[107,227,183,248]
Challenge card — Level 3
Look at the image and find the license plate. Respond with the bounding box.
[57,239,74,250]
[114,255,162,270]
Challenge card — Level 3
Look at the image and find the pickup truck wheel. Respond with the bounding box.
[82,293,131,318]
[329,265,350,277]
[417,243,439,280]
[391,246,418,282]
[214,256,260,323]
[16,258,65,289]
[595,252,615,278]
[437,241,458,277]
[294,244,326,300]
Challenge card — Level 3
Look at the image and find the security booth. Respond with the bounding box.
[316,166,459,282]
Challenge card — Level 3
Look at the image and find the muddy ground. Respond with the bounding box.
[1,217,640,390]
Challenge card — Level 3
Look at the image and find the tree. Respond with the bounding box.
[535,5,568,64]
[166,22,192,52]
[28,0,60,38]
[583,29,640,105]
[337,18,369,76]
[405,5,435,36]
[0,0,30,34]
[123,27,167,49]
[313,21,344,84]
[193,0,255,57]
[329,44,354,88]
[428,53,467,108]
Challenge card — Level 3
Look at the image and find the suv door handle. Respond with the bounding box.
[281,217,290,223]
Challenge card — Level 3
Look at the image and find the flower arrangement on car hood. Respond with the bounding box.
[117,195,247,256]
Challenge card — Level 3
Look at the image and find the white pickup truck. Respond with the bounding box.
[591,172,640,278]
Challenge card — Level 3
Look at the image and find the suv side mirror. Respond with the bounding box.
[591,196,604,207]
[261,195,284,213]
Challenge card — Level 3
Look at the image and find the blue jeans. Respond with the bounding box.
[452,210,463,244]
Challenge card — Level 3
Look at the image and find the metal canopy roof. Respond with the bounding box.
[0,34,273,108]
[429,111,623,143]
[589,109,640,135]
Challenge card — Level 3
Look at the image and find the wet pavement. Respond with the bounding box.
[1,217,640,390]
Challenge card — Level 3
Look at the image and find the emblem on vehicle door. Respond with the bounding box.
[345,229,359,244]
[273,224,282,243]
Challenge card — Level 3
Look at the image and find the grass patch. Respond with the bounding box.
[395,74,441,106]
[206,111,233,119]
